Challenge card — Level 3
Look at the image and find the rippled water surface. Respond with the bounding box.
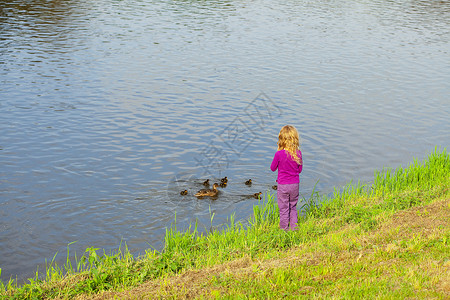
[1,0,449,282]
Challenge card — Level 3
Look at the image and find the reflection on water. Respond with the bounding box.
[1,0,449,282]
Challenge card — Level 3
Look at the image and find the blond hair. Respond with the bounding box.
[277,125,302,165]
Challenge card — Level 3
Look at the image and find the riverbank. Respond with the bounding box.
[94,197,450,299]
[1,148,449,299]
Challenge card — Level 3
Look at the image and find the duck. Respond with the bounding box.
[245,179,252,185]
[203,179,210,186]
[195,183,219,197]
[219,181,227,188]
[272,185,277,190]
[252,192,262,199]
[180,190,188,196]
[220,176,228,183]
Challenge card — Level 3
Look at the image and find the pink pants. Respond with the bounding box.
[277,183,299,230]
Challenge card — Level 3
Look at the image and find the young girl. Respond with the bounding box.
[270,125,303,230]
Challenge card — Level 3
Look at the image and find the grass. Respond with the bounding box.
[1,147,449,299]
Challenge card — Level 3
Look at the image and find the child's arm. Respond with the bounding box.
[270,152,279,172]
[298,150,303,173]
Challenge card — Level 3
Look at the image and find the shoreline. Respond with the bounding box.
[1,148,449,299]
[100,196,450,299]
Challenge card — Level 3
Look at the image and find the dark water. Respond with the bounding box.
[1,0,449,282]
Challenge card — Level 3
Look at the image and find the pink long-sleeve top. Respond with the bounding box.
[270,149,303,184]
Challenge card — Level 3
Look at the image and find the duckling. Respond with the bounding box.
[219,181,227,188]
[245,179,252,185]
[195,183,219,197]
[220,176,228,183]
[180,190,188,196]
[252,192,262,199]
[272,185,277,190]
[203,179,210,186]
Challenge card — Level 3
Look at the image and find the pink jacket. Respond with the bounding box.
[270,149,303,184]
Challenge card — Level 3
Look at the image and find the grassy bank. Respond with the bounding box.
[1,148,449,299]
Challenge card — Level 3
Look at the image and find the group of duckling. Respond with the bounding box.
[180,176,262,199]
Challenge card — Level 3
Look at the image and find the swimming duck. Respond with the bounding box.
[180,190,188,196]
[245,179,252,185]
[203,179,210,186]
[219,181,227,188]
[195,183,219,197]
[220,176,228,183]
[252,192,262,199]
[272,185,277,190]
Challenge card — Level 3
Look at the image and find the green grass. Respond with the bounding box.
[1,147,449,299]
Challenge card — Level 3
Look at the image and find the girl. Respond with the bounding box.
[270,125,303,230]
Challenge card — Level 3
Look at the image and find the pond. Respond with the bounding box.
[0,0,449,282]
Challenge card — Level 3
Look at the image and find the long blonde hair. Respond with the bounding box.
[277,125,302,165]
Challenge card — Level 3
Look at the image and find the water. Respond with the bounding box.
[1,0,449,283]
